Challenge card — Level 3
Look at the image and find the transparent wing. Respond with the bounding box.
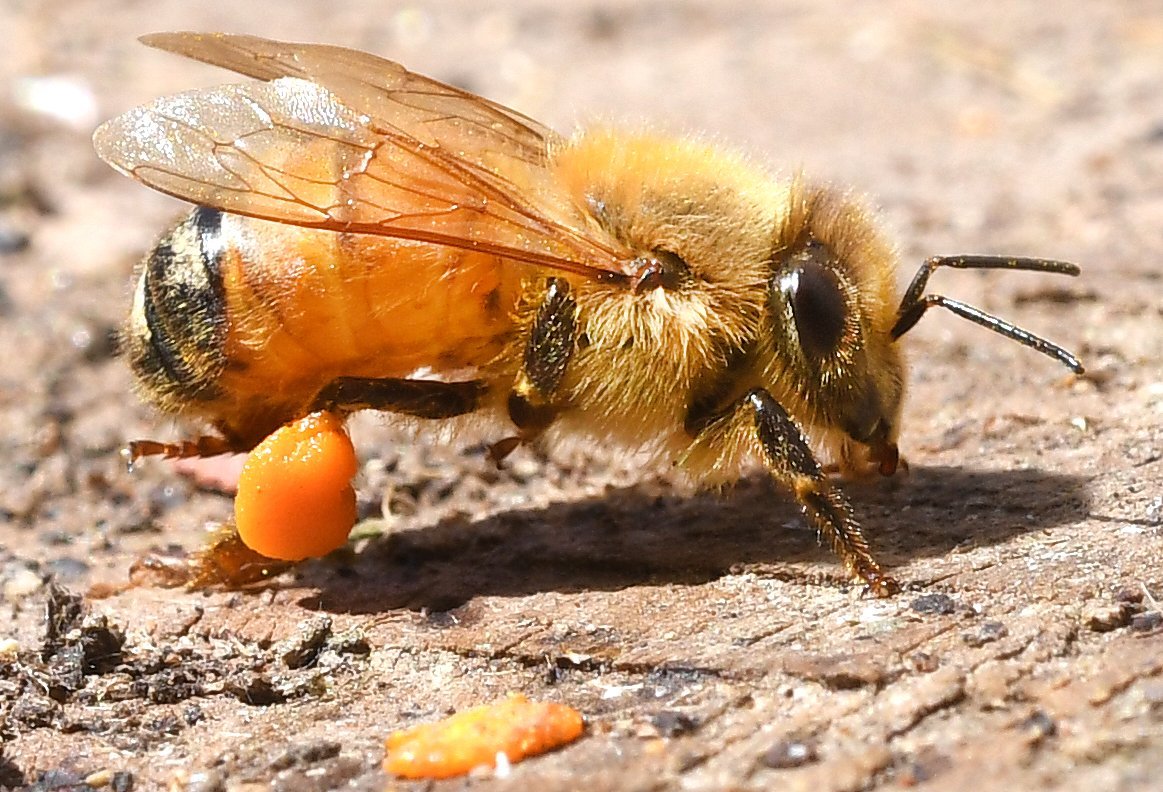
[93,33,632,280]
[138,32,554,165]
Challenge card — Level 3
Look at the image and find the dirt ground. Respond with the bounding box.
[1,1,1161,790]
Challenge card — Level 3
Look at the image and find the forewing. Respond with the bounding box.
[138,32,554,165]
[94,35,632,279]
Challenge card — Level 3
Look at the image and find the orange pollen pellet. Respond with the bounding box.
[234,411,358,561]
[384,694,586,779]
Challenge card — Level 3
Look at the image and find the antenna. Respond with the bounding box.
[891,255,1084,374]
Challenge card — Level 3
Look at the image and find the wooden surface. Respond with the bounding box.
[1,2,1160,789]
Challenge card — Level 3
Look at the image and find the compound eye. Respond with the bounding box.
[779,258,847,360]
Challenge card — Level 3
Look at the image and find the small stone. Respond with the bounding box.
[1114,588,1144,604]
[910,593,957,615]
[1130,611,1162,633]
[962,620,1008,647]
[270,740,341,770]
[329,628,371,655]
[650,710,699,738]
[761,739,818,769]
[1020,709,1057,739]
[83,769,114,787]
[277,616,332,669]
[895,747,953,785]
[908,652,940,673]
[1085,602,1133,632]
[3,565,44,598]
[0,225,29,255]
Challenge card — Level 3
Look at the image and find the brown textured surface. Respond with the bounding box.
[1,2,1161,790]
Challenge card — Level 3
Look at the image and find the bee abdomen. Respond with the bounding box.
[124,206,228,411]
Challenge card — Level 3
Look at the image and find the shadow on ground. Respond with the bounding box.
[295,464,1089,614]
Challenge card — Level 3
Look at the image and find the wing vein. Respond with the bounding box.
[94,32,637,283]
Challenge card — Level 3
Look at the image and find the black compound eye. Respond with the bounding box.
[778,260,848,359]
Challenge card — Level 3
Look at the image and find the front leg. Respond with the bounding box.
[491,277,578,462]
[686,388,900,596]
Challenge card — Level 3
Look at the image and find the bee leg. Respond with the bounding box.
[126,435,244,464]
[136,378,487,467]
[495,277,578,462]
[688,388,900,597]
[311,377,487,418]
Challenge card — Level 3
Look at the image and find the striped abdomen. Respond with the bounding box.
[124,206,522,447]
[124,206,228,412]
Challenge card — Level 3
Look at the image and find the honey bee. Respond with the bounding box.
[94,33,1083,595]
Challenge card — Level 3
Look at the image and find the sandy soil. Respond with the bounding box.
[1,1,1161,790]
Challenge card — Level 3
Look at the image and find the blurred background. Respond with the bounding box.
[6,0,1159,259]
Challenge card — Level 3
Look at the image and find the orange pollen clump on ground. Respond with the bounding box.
[384,694,586,779]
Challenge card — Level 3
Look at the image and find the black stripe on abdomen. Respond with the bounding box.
[125,207,229,408]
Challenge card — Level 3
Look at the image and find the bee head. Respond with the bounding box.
[768,184,906,474]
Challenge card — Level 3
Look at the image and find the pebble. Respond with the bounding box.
[910,593,957,615]
[761,739,818,769]
[3,565,44,598]
[0,637,19,659]
[962,620,1008,647]
[1130,611,1162,633]
[1084,602,1133,632]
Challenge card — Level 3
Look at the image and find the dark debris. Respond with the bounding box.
[1130,611,1162,633]
[910,593,958,616]
[650,709,700,738]
[1,584,371,756]
[962,620,1009,647]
